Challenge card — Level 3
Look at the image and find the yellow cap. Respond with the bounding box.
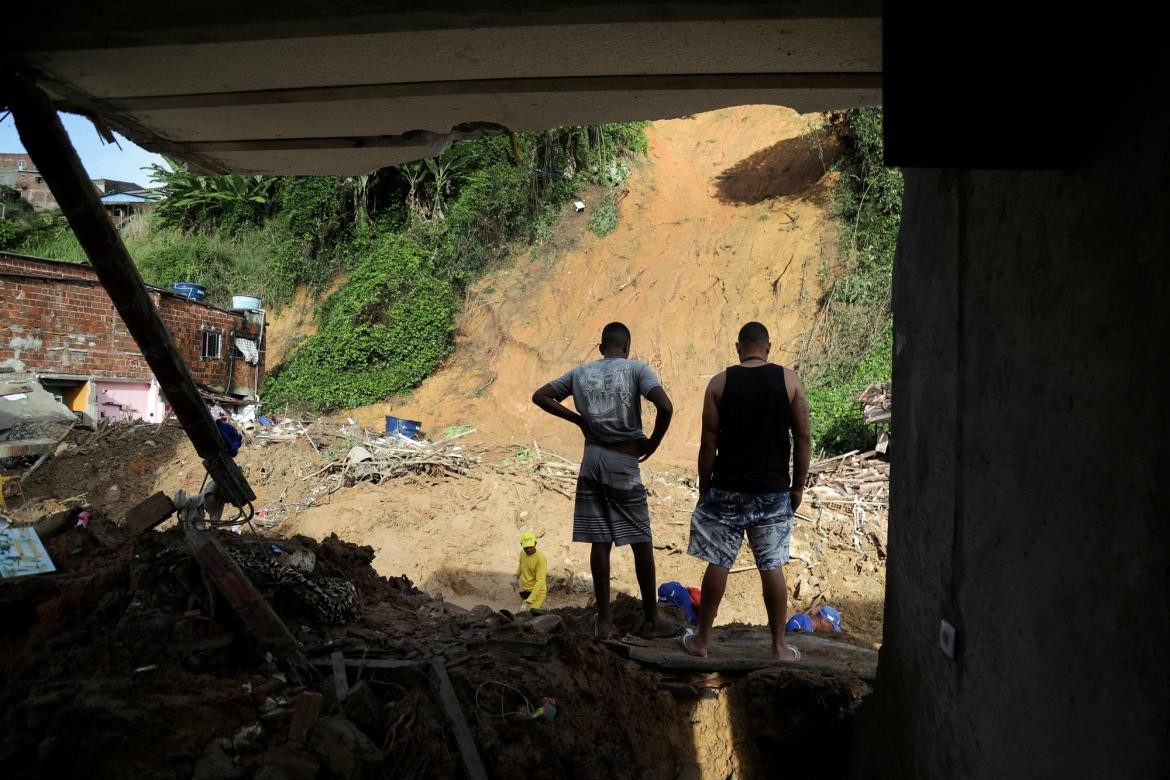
[520,531,537,548]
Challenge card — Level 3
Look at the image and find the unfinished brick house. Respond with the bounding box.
[0,251,265,422]
[0,153,56,211]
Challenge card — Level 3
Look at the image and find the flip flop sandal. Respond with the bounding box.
[592,616,616,641]
[678,629,708,658]
[784,645,801,662]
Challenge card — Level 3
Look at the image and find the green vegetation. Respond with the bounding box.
[587,189,620,236]
[263,234,457,410]
[801,108,902,454]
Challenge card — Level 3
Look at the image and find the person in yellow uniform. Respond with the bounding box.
[513,531,548,610]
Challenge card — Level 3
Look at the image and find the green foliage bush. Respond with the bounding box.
[587,189,620,237]
[1,214,86,260]
[801,108,902,455]
[263,234,457,411]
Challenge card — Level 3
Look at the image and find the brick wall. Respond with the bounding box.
[0,153,57,211]
[0,253,265,396]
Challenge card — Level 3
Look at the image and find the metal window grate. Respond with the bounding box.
[201,330,222,359]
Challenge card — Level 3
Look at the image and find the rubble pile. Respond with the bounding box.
[307,426,479,491]
[1,504,871,779]
[858,382,891,423]
[777,452,890,621]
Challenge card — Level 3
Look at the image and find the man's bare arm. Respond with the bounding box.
[638,386,674,462]
[696,373,724,498]
[531,383,593,440]
[786,368,812,510]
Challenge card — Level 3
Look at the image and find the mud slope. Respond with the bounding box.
[352,105,841,468]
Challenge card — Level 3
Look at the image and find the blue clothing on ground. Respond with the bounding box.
[658,581,699,626]
[216,418,242,456]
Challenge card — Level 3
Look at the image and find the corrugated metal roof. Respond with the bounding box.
[99,192,152,204]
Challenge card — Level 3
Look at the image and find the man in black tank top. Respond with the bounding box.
[680,322,812,662]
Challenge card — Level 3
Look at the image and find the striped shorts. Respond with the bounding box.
[572,444,652,546]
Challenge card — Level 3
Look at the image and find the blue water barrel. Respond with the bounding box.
[171,282,206,301]
[385,416,422,439]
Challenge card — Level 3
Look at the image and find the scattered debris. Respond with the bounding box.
[859,381,891,423]
[0,524,55,576]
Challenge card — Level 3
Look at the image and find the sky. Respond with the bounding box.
[0,111,167,186]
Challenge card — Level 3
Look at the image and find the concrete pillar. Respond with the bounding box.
[855,77,1170,774]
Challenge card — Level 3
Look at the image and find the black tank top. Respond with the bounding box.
[711,363,793,493]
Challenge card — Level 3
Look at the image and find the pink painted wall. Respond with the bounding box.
[96,379,165,422]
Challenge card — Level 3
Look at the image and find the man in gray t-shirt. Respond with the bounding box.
[532,322,678,640]
[547,357,661,443]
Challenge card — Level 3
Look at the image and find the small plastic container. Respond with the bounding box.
[170,282,206,301]
[231,295,262,310]
[385,416,422,439]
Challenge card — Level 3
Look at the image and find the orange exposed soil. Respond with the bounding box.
[262,275,346,368]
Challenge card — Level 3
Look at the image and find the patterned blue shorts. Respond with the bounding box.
[688,488,794,571]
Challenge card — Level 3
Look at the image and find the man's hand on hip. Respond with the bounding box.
[637,437,659,462]
[790,488,804,512]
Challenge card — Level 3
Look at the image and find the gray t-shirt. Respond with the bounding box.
[548,358,662,443]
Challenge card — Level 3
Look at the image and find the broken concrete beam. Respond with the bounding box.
[123,491,176,535]
[528,613,563,634]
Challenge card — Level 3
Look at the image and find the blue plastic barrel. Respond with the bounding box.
[385,416,422,439]
[170,282,206,301]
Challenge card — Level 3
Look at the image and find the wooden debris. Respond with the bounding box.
[793,450,890,574]
[124,491,176,536]
[331,651,349,703]
[429,659,489,780]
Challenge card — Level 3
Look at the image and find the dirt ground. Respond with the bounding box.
[0,503,871,780]
[12,420,885,650]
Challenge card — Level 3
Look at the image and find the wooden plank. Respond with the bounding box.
[287,692,322,745]
[430,659,488,780]
[310,657,418,670]
[330,651,348,703]
[123,491,176,535]
[177,506,309,684]
[616,633,879,680]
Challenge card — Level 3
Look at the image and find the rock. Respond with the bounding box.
[529,614,563,634]
[232,722,264,752]
[104,484,120,504]
[469,604,495,623]
[256,747,318,780]
[193,742,242,780]
[308,717,383,780]
[53,442,70,457]
[569,571,594,593]
[340,680,384,738]
[345,446,372,464]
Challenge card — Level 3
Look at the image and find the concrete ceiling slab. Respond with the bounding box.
[3,2,881,174]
